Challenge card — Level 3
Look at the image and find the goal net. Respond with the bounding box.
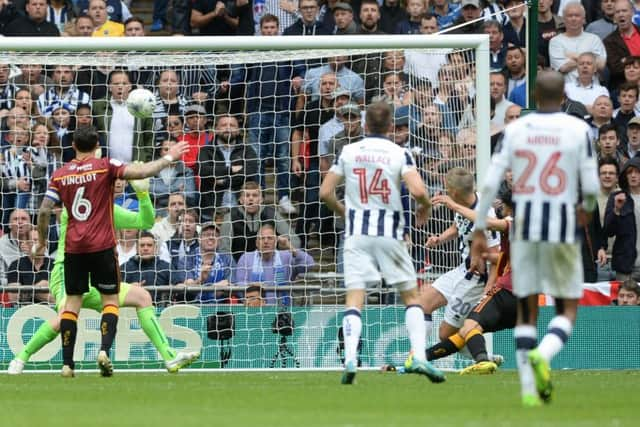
[0,35,490,372]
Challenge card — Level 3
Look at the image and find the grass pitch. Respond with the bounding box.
[2,370,638,427]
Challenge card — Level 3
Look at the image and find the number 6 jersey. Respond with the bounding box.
[330,136,415,240]
[46,157,126,253]
[475,112,599,243]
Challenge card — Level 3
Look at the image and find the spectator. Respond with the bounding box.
[351,0,386,102]
[1,63,17,114]
[597,123,629,165]
[93,70,154,163]
[46,0,75,33]
[586,0,616,40]
[395,0,425,34]
[117,228,139,264]
[549,3,607,83]
[283,0,330,35]
[597,156,620,280]
[624,116,640,158]
[379,0,407,34]
[181,222,234,303]
[605,155,640,281]
[124,16,146,36]
[235,224,314,305]
[27,122,60,213]
[320,103,364,175]
[165,113,185,141]
[484,20,507,71]
[60,103,108,162]
[587,95,614,141]
[333,2,357,34]
[0,209,31,283]
[114,178,139,211]
[613,82,640,129]
[564,52,611,113]
[404,14,448,86]
[264,0,298,34]
[604,0,640,90]
[617,278,640,305]
[538,0,564,66]
[481,0,509,26]
[151,0,168,32]
[502,0,526,47]
[1,126,33,216]
[623,56,640,97]
[190,0,239,35]
[197,113,258,220]
[171,0,190,34]
[450,0,483,35]
[243,284,265,306]
[152,192,186,244]
[11,64,52,98]
[6,228,52,305]
[0,0,18,34]
[489,71,514,127]
[150,139,197,213]
[430,0,460,30]
[37,65,91,117]
[89,0,124,36]
[73,14,94,36]
[11,90,38,122]
[219,181,299,261]
[75,0,132,23]
[166,208,200,273]
[152,69,188,140]
[303,56,365,104]
[505,46,526,98]
[373,72,412,107]
[3,0,60,36]
[121,231,179,303]
[291,71,337,245]
[319,87,357,155]
[177,104,211,171]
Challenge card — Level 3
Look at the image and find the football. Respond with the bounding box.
[126,88,156,119]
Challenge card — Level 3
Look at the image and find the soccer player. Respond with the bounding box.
[471,70,600,406]
[425,188,515,375]
[36,127,188,377]
[420,168,500,349]
[8,182,199,375]
[320,101,445,384]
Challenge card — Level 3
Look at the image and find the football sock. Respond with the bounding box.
[405,305,426,361]
[465,329,489,362]
[100,304,119,354]
[426,333,464,361]
[514,325,538,397]
[60,311,78,369]
[424,313,433,341]
[538,315,572,361]
[342,307,362,365]
[137,306,176,361]
[17,320,59,363]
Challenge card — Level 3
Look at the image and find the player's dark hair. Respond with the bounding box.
[73,126,99,153]
[365,101,392,134]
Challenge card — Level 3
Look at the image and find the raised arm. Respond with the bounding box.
[432,194,510,232]
[120,141,189,180]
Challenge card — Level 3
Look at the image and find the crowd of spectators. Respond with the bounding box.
[1,0,640,307]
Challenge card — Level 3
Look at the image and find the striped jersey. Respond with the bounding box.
[455,193,501,266]
[330,136,415,240]
[475,112,599,243]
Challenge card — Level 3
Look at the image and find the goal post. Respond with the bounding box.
[0,34,492,372]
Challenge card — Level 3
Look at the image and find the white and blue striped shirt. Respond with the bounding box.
[330,135,415,240]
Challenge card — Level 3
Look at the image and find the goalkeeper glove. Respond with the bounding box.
[129,177,150,194]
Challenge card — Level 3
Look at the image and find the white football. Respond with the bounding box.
[127,88,156,119]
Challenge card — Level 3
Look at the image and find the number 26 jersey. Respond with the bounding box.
[330,136,416,240]
[46,157,126,254]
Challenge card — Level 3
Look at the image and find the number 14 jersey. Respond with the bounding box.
[46,157,126,254]
[492,112,599,243]
[330,136,415,240]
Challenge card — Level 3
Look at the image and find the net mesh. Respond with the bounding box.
[0,45,482,371]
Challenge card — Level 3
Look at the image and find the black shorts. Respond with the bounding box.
[467,287,517,333]
[64,248,120,296]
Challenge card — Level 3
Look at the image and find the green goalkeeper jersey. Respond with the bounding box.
[54,191,156,266]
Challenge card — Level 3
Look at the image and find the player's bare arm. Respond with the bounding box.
[402,169,432,227]
[426,223,458,248]
[319,171,345,218]
[121,140,189,180]
[35,197,57,255]
[432,194,509,233]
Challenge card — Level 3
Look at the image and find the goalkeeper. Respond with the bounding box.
[8,177,199,374]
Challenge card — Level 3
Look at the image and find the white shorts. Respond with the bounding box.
[431,265,486,328]
[343,235,416,291]
[510,240,584,299]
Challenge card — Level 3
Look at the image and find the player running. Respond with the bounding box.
[36,127,188,377]
[472,70,600,406]
[424,188,515,375]
[320,101,445,384]
[8,181,199,375]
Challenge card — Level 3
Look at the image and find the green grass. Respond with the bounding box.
[2,370,639,427]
